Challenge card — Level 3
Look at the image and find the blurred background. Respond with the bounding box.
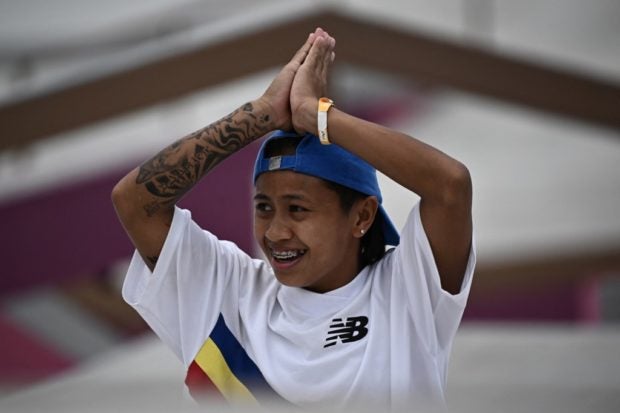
[0,0,619,412]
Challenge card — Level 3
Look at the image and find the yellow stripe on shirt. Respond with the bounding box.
[193,338,259,404]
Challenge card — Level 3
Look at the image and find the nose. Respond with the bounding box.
[265,215,293,242]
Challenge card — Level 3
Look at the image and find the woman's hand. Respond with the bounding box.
[290,28,336,135]
[258,32,318,131]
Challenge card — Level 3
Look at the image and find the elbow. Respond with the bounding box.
[111,179,126,211]
[111,171,173,225]
[111,180,122,207]
[441,162,472,208]
[111,177,137,224]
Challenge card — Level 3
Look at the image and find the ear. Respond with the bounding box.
[351,196,379,239]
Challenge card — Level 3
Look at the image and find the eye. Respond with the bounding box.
[289,205,308,213]
[255,202,273,213]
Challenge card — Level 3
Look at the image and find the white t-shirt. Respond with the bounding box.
[123,202,476,410]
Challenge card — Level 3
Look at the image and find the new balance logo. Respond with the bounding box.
[323,316,369,348]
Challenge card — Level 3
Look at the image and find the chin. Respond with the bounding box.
[273,271,304,288]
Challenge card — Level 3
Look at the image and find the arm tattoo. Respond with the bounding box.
[136,102,271,216]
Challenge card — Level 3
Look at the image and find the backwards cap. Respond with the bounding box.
[253,130,400,246]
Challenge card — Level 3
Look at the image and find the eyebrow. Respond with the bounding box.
[253,193,307,202]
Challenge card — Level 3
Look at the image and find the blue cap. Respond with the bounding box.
[253,130,400,246]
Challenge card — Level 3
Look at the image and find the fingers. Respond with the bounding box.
[290,27,335,72]
[304,30,336,74]
[289,36,311,67]
[321,35,335,76]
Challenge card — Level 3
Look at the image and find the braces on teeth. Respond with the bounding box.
[272,250,305,259]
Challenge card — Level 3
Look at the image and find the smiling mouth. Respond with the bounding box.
[270,249,307,263]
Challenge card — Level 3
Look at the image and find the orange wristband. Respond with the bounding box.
[317,97,334,145]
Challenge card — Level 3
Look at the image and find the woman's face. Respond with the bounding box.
[254,170,362,293]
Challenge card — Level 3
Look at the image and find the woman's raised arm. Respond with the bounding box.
[112,32,320,271]
[290,32,472,294]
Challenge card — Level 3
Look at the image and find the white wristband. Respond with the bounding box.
[317,97,334,145]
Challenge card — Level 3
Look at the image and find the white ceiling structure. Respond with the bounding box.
[1,0,619,266]
[1,0,619,96]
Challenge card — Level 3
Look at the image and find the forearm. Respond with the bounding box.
[288,31,468,202]
[112,99,276,267]
[133,100,273,214]
[326,108,471,204]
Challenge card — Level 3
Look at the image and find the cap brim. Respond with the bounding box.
[378,206,400,246]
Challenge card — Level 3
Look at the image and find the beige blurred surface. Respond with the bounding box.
[1,325,619,413]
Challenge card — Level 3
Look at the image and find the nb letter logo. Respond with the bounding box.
[324,316,369,348]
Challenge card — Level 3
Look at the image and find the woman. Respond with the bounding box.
[113,27,475,410]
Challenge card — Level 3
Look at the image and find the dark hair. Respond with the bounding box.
[262,136,387,268]
[323,181,387,267]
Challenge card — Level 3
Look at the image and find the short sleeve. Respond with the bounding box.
[390,201,476,353]
[122,206,257,367]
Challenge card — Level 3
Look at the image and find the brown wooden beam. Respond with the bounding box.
[0,14,320,151]
[1,10,619,151]
[324,13,620,131]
